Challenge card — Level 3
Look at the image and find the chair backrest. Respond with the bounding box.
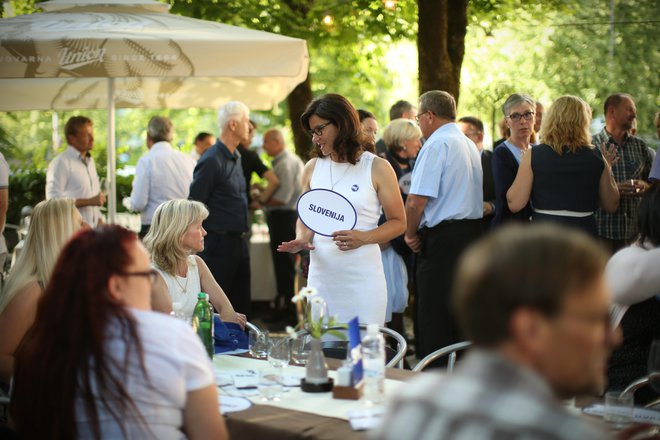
[245,321,261,337]
[295,324,407,369]
[412,341,472,373]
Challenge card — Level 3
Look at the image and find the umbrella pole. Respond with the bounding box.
[107,78,116,224]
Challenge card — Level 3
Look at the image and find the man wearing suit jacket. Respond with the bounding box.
[459,117,496,230]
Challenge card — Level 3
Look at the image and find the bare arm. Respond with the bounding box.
[331,157,405,250]
[256,169,280,204]
[150,273,173,314]
[404,194,428,253]
[182,385,228,440]
[598,143,620,213]
[599,164,620,213]
[0,281,41,383]
[196,256,246,327]
[506,150,533,213]
[75,193,106,208]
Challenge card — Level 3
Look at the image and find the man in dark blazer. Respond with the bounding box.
[459,116,495,230]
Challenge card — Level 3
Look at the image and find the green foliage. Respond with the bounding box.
[458,0,659,143]
[6,168,45,225]
[541,0,659,137]
[4,168,134,226]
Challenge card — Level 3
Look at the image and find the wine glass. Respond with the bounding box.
[268,337,291,369]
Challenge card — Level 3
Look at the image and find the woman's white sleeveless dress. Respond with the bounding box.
[154,255,202,320]
[307,152,387,325]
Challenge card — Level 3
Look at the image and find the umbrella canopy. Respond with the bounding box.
[0,0,309,221]
[0,0,309,111]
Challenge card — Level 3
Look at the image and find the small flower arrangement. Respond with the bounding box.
[286,287,346,340]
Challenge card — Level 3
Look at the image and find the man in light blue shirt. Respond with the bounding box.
[405,90,483,361]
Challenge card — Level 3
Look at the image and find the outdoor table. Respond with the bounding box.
[214,355,419,440]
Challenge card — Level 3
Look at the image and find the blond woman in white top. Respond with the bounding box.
[0,198,85,383]
[144,199,246,326]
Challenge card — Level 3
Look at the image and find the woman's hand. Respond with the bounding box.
[277,239,314,253]
[231,313,247,329]
[332,230,370,251]
[600,142,620,167]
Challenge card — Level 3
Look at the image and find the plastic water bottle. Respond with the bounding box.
[361,323,385,404]
[192,293,214,358]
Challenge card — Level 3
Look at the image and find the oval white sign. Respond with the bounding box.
[296,189,357,237]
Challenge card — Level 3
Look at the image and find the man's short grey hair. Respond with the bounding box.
[218,101,250,131]
[502,94,536,117]
[147,116,173,143]
[419,90,456,121]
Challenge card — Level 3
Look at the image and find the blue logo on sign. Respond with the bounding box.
[351,184,359,192]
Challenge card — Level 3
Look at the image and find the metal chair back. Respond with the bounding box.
[412,341,472,373]
[295,324,407,369]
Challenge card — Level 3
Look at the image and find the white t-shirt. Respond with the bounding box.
[75,308,214,439]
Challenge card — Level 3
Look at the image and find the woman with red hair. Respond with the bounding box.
[10,225,227,439]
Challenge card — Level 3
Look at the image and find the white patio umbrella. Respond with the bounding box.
[0,0,309,221]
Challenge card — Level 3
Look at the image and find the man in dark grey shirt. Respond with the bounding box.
[189,101,252,315]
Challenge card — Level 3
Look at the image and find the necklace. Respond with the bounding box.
[329,159,350,190]
[174,265,189,294]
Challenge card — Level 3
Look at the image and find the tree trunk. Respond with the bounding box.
[417,0,468,103]
[286,74,313,160]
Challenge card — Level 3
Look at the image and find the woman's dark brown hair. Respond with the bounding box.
[301,93,374,164]
[10,225,149,440]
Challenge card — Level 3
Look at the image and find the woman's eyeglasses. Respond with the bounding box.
[119,269,159,284]
[307,122,332,137]
[507,111,535,122]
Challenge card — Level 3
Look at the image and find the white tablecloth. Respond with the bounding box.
[213,355,405,421]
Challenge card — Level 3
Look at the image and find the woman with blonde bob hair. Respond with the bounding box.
[381,118,423,159]
[507,95,620,236]
[144,199,245,326]
[0,197,84,383]
[379,118,421,336]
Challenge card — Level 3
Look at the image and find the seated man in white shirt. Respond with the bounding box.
[377,224,624,440]
[46,116,105,226]
[128,116,196,238]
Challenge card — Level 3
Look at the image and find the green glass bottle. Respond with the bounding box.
[192,292,214,358]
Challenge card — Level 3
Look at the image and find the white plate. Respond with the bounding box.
[219,395,253,414]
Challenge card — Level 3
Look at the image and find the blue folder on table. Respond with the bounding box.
[213,315,249,354]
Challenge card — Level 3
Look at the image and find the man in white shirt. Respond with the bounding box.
[46,116,105,226]
[129,116,195,238]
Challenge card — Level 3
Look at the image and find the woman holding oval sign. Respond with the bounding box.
[278,94,406,326]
